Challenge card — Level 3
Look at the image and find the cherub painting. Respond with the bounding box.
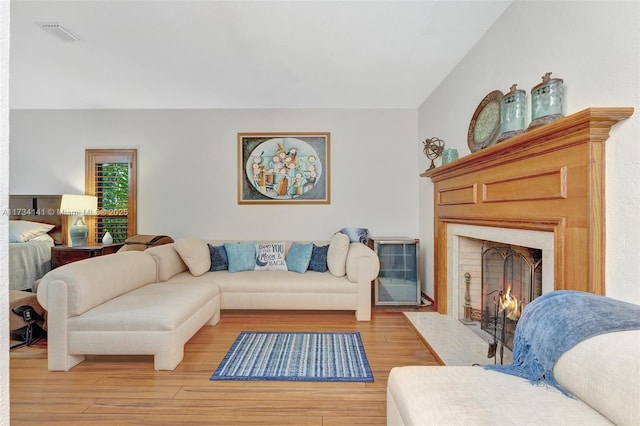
[238,133,330,204]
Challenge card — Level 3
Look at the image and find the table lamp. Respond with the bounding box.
[60,194,98,247]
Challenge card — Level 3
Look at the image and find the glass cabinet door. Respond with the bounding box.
[370,238,420,306]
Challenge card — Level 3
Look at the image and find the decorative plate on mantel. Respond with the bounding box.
[467,90,503,152]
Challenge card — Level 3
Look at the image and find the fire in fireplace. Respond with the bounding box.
[480,243,542,353]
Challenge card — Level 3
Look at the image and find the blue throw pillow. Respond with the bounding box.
[308,244,329,272]
[286,242,313,273]
[208,244,228,271]
[224,242,256,273]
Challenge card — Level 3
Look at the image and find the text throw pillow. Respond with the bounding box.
[255,242,288,271]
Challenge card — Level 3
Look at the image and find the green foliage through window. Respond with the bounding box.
[99,163,129,210]
[97,163,129,244]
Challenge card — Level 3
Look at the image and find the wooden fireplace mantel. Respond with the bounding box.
[422,107,634,314]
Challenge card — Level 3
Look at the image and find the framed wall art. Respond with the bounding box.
[237,132,330,205]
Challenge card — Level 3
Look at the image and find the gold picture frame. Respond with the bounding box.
[237,132,330,205]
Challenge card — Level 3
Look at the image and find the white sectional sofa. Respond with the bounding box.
[387,292,640,426]
[36,236,379,371]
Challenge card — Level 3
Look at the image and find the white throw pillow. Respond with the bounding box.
[30,233,55,243]
[146,243,188,281]
[255,242,288,271]
[174,237,211,277]
[9,220,54,242]
[327,232,350,277]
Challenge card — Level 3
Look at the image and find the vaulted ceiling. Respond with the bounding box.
[10,0,512,109]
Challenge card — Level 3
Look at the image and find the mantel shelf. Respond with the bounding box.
[421,107,634,181]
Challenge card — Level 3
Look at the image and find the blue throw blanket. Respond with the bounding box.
[338,227,370,244]
[485,290,640,396]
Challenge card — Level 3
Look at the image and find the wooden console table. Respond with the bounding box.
[51,243,124,269]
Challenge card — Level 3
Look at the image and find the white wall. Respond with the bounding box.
[418,1,640,304]
[1,1,10,424]
[10,108,420,241]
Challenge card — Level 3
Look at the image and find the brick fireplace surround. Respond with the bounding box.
[422,107,633,314]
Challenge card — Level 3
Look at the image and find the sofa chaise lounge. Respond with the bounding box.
[37,235,380,371]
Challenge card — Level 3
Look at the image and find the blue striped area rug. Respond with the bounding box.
[211,331,374,382]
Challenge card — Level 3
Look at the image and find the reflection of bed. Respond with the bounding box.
[9,195,64,291]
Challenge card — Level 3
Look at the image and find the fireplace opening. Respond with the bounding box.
[457,236,543,362]
[480,243,542,351]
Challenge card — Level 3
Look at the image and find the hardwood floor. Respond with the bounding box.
[10,310,440,425]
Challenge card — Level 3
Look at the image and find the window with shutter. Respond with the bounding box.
[85,149,137,244]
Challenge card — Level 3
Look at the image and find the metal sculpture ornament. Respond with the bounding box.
[423,137,445,170]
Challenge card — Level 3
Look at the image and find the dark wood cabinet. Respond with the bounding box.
[51,243,124,269]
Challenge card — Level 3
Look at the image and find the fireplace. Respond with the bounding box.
[448,224,553,320]
[421,107,633,314]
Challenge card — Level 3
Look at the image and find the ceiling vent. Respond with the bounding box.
[35,22,80,41]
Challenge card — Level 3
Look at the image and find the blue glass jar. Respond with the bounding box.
[442,148,458,164]
[498,84,526,142]
[529,72,564,129]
